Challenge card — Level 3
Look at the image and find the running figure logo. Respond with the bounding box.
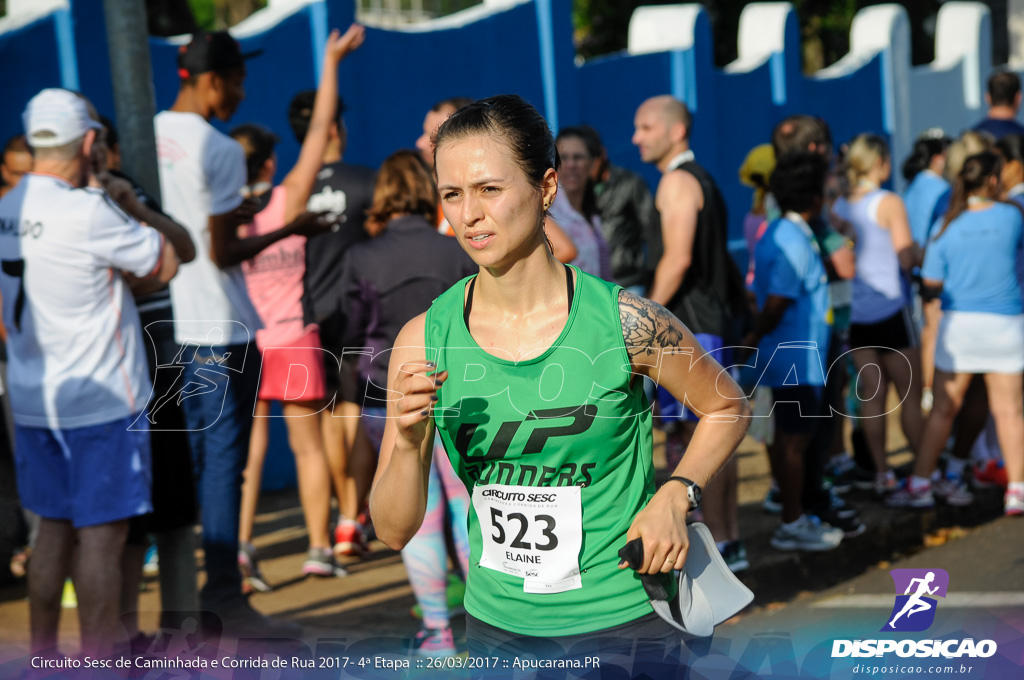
[882,568,949,632]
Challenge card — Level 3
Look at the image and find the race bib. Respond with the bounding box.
[472,484,583,594]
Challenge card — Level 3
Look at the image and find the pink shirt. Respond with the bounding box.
[743,211,767,286]
[549,189,611,279]
[242,186,315,348]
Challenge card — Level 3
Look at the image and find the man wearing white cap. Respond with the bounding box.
[0,88,178,658]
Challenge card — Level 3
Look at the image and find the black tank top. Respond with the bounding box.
[664,160,747,339]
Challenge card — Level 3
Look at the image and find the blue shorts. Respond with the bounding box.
[14,414,152,528]
[656,333,732,424]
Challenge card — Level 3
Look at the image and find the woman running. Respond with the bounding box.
[340,150,477,656]
[832,134,924,496]
[891,152,1024,516]
[369,95,749,665]
[233,25,365,589]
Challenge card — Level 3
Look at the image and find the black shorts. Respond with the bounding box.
[771,385,824,435]
[466,611,682,679]
[849,306,918,352]
[129,304,198,542]
[318,311,361,406]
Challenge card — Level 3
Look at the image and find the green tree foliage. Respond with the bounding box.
[187,0,216,29]
[187,0,267,30]
[573,0,666,60]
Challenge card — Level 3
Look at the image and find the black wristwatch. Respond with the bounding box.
[666,476,702,512]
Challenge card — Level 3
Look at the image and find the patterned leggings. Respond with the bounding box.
[363,408,471,629]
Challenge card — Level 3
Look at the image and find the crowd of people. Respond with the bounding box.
[0,22,1021,665]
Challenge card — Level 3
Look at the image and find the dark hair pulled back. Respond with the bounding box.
[936,151,1003,239]
[902,135,951,182]
[432,94,558,186]
[995,133,1024,165]
[230,123,279,185]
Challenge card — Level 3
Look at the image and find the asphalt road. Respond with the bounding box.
[690,517,1024,680]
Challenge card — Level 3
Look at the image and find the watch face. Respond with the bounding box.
[692,485,702,507]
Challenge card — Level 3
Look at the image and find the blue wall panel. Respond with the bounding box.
[339,3,547,168]
[0,0,911,489]
[71,0,114,127]
[704,66,778,242]
[574,52,674,195]
[803,57,888,151]
[0,18,64,145]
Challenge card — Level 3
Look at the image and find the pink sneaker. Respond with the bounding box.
[412,626,456,657]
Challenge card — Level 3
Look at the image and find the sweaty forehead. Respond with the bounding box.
[435,134,519,184]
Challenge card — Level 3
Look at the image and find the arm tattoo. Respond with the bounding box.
[618,289,686,361]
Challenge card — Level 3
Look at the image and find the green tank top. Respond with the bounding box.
[424,265,657,636]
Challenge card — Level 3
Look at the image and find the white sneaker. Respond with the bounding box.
[1005,488,1024,517]
[933,477,973,507]
[770,515,843,552]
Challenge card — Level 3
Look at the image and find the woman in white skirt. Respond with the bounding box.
[890,151,1024,516]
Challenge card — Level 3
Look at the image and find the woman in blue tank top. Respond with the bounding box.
[831,134,924,497]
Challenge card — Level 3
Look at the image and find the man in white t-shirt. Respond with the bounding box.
[0,89,177,658]
[155,31,324,636]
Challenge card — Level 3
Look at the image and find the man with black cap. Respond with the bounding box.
[155,31,322,636]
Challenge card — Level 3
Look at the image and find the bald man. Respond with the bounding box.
[632,96,748,567]
[632,95,744,339]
